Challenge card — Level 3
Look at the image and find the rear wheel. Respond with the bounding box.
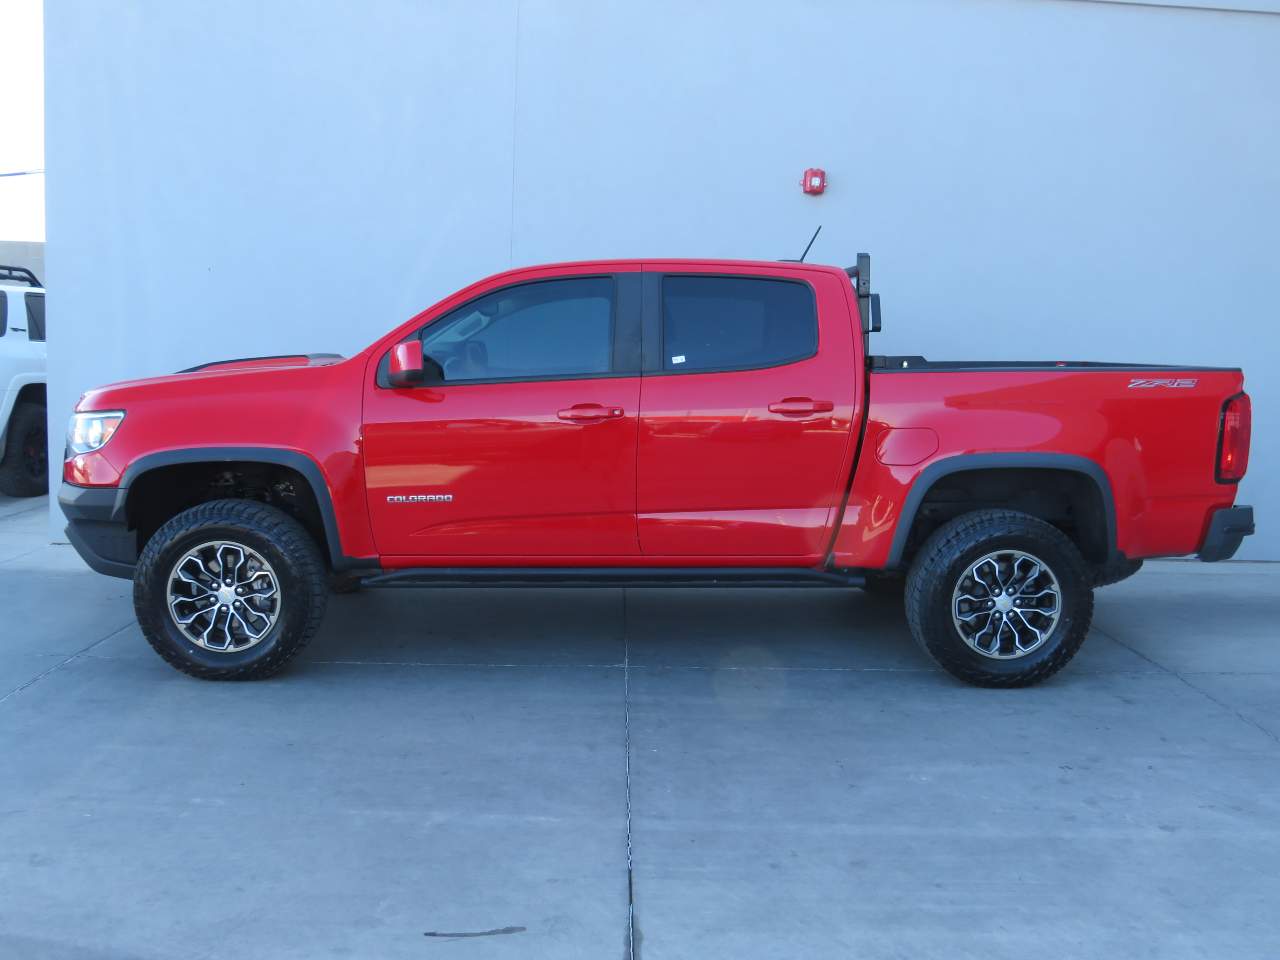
[905,509,1093,687]
[133,499,327,679]
[0,402,48,497]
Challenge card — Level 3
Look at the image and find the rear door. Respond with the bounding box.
[363,271,643,559]
[636,266,859,559]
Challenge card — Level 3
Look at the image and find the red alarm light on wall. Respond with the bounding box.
[801,168,827,195]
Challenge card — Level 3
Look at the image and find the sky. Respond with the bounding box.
[0,0,45,241]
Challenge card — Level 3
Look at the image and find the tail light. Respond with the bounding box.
[1216,392,1251,483]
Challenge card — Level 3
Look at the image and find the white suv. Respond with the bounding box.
[0,266,47,497]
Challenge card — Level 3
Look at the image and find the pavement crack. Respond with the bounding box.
[423,926,525,939]
[622,587,638,960]
[0,621,134,706]
[1094,623,1280,747]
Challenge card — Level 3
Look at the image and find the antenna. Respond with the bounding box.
[798,225,821,262]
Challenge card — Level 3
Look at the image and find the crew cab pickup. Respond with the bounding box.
[59,257,1254,686]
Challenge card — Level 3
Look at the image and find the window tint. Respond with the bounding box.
[419,277,614,382]
[0,292,7,337]
[661,276,817,373]
[25,293,45,342]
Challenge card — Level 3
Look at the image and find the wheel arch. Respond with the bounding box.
[888,453,1118,568]
[0,376,46,441]
[120,447,364,571]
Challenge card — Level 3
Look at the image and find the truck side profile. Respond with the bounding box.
[59,257,1254,686]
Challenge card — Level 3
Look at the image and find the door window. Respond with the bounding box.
[25,293,45,342]
[417,277,614,383]
[661,276,816,373]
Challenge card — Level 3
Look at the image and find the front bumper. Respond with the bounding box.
[1198,505,1254,562]
[58,482,137,580]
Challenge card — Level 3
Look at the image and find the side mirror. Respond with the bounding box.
[388,341,444,388]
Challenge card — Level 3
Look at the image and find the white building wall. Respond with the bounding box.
[45,0,1279,557]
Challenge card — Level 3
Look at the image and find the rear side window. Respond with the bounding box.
[0,293,7,336]
[25,293,45,342]
[661,276,817,373]
[419,277,614,382]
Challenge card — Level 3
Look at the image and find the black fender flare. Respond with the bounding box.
[120,446,374,571]
[886,452,1118,568]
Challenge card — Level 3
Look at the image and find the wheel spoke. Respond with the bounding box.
[972,562,999,596]
[230,605,271,640]
[1012,610,1044,650]
[1010,557,1041,594]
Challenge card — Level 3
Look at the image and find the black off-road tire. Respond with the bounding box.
[0,402,48,497]
[133,499,327,680]
[904,509,1093,687]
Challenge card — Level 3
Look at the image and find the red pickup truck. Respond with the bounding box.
[59,256,1254,686]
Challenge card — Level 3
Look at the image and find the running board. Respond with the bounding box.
[359,566,866,589]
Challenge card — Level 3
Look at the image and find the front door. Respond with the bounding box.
[363,273,642,560]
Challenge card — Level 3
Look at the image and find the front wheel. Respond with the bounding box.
[133,499,328,679]
[905,509,1093,687]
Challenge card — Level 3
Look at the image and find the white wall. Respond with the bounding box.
[46,0,1279,557]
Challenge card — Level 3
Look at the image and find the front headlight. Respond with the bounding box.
[67,411,126,455]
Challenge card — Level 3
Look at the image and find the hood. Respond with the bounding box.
[76,353,347,410]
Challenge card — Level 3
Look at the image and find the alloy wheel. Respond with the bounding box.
[167,541,283,652]
[951,549,1062,659]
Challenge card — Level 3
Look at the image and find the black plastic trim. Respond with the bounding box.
[640,272,662,372]
[178,353,343,374]
[886,453,1118,568]
[0,264,41,287]
[65,522,136,579]
[613,272,643,374]
[119,448,377,572]
[1197,505,1254,562]
[360,566,864,589]
[59,483,136,579]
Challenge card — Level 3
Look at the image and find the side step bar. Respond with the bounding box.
[360,567,866,589]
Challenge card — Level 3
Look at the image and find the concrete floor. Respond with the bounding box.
[1,494,1277,960]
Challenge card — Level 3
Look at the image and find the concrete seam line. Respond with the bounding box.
[0,503,48,523]
[0,621,134,706]
[0,546,49,567]
[622,586,637,960]
[1093,623,1280,747]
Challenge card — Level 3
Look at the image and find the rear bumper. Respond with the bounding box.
[58,482,136,580]
[1198,505,1254,562]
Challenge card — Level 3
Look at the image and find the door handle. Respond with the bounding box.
[557,403,625,422]
[768,397,834,416]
